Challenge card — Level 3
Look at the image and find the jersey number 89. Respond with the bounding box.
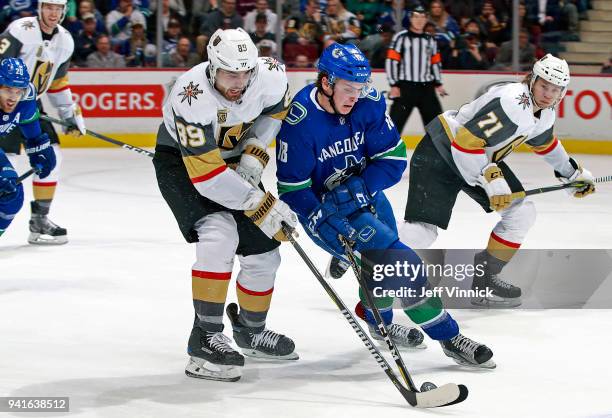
[176,121,205,147]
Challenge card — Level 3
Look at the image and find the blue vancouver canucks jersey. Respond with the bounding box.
[0,82,41,141]
[276,84,406,220]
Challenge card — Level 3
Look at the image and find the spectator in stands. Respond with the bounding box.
[444,0,476,21]
[377,0,409,30]
[257,39,280,59]
[601,57,612,74]
[1,0,36,26]
[149,0,186,18]
[119,22,150,66]
[86,35,127,67]
[476,1,508,44]
[244,0,279,34]
[106,0,147,45]
[348,0,386,37]
[197,0,243,48]
[284,0,324,48]
[162,36,201,67]
[357,22,393,68]
[74,13,102,66]
[163,18,182,53]
[449,30,491,70]
[237,0,258,17]
[491,28,536,70]
[66,0,107,36]
[143,43,158,67]
[293,54,313,68]
[429,0,460,38]
[322,0,361,44]
[190,0,217,37]
[268,0,300,19]
[250,13,276,44]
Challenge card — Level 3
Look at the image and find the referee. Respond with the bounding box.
[385,4,447,134]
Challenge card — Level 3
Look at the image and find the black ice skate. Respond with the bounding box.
[185,326,245,382]
[28,201,67,245]
[471,250,521,307]
[325,256,350,279]
[440,333,496,369]
[226,303,299,360]
[354,302,426,349]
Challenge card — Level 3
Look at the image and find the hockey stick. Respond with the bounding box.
[281,224,468,408]
[0,168,39,199]
[340,237,468,408]
[512,175,611,200]
[41,115,155,158]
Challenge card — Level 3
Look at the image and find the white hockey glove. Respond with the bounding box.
[478,163,512,211]
[235,138,270,187]
[58,104,86,137]
[244,191,297,241]
[555,158,596,198]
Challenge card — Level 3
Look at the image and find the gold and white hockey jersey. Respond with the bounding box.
[157,57,291,210]
[0,17,74,98]
[427,82,575,185]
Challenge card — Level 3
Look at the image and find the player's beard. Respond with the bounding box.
[39,15,60,32]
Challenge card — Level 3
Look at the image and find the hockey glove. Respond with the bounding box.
[325,176,372,217]
[236,138,270,187]
[555,157,595,198]
[307,199,357,255]
[24,133,56,179]
[59,103,86,137]
[478,163,512,211]
[245,191,297,241]
[0,153,18,199]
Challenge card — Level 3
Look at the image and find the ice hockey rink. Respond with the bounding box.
[1,148,611,418]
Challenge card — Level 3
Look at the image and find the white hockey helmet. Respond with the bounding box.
[207,28,259,89]
[530,54,570,107]
[38,0,68,24]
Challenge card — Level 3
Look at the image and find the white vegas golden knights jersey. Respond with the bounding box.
[426,82,574,185]
[0,17,74,97]
[157,57,291,210]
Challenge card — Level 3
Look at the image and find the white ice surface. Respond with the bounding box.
[1,149,611,418]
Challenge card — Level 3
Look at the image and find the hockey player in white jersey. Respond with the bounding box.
[400,54,595,307]
[153,28,298,382]
[0,0,86,245]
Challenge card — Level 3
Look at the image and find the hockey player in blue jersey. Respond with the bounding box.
[276,43,495,368]
[0,58,56,237]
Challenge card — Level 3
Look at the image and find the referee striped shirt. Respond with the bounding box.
[385,30,442,86]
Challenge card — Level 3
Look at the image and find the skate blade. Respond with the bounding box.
[451,357,497,369]
[184,357,242,382]
[28,233,68,246]
[371,334,428,350]
[471,296,521,308]
[241,349,299,360]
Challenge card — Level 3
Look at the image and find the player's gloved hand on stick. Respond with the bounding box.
[245,191,298,241]
[24,133,56,179]
[478,163,512,211]
[236,138,269,187]
[0,162,18,198]
[555,157,595,198]
[326,175,372,217]
[59,103,86,137]
[307,197,357,255]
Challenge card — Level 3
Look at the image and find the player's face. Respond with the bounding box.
[332,79,366,114]
[214,68,253,101]
[0,86,27,113]
[40,3,64,29]
[532,77,563,108]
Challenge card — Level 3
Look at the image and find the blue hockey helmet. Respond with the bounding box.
[317,43,371,86]
[0,58,30,89]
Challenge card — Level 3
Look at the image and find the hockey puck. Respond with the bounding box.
[420,382,437,392]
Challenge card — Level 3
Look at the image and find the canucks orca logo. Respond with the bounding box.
[323,154,366,191]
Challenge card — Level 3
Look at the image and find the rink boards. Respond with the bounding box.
[46,69,612,154]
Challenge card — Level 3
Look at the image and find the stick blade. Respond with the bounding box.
[414,383,468,408]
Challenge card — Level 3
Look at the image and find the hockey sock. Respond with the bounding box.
[191,269,231,332]
[486,231,520,264]
[236,282,273,332]
[32,181,56,211]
